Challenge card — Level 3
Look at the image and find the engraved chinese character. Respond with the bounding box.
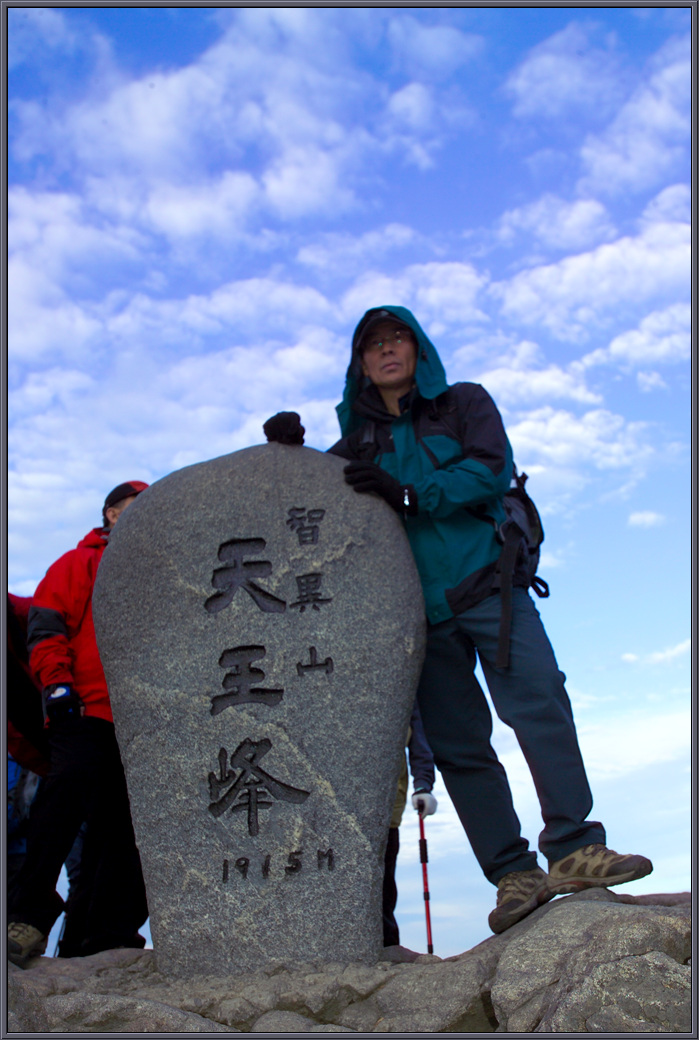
[208,740,309,836]
[290,573,332,612]
[205,538,286,614]
[287,507,326,546]
[211,646,283,715]
[296,646,334,677]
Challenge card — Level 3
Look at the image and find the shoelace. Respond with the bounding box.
[499,872,544,902]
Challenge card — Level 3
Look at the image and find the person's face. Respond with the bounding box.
[104,494,139,530]
[360,322,417,395]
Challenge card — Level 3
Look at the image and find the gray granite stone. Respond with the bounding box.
[93,444,425,979]
[43,992,236,1032]
[490,899,691,1032]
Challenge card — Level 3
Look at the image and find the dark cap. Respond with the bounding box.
[354,310,412,354]
[103,480,149,516]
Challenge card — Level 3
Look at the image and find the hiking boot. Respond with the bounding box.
[548,844,653,895]
[8,922,47,967]
[488,866,553,934]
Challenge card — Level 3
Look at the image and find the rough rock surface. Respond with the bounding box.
[92,444,425,978]
[8,892,690,1033]
[490,889,691,1032]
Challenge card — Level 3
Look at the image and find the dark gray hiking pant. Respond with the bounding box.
[416,588,605,885]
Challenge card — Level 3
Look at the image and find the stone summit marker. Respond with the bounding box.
[92,444,425,979]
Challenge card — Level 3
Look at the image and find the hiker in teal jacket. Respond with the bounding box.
[264,305,652,934]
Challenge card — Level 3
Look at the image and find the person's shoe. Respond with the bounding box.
[488,866,553,934]
[8,922,47,967]
[548,844,653,895]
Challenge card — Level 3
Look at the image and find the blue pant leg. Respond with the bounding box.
[416,615,537,884]
[461,589,606,862]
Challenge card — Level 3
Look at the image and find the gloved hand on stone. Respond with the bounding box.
[343,461,417,516]
[263,412,305,445]
[412,791,438,818]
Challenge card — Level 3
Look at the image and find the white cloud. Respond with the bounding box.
[497,195,616,252]
[297,224,419,273]
[262,144,357,218]
[9,187,144,275]
[9,368,95,419]
[342,262,489,330]
[640,183,691,225]
[637,371,668,393]
[473,340,602,407]
[647,639,691,664]
[9,258,103,363]
[505,22,624,120]
[101,279,337,353]
[494,221,690,340]
[10,10,475,230]
[622,639,690,666]
[577,709,689,779]
[538,549,565,571]
[143,172,260,239]
[8,7,77,69]
[12,22,366,222]
[386,83,435,131]
[506,406,654,473]
[387,15,483,78]
[578,34,690,195]
[627,511,665,528]
[581,303,690,369]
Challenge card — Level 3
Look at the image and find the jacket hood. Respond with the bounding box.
[78,528,110,550]
[336,306,449,437]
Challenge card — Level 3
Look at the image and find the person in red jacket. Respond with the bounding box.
[8,482,150,967]
[7,593,50,778]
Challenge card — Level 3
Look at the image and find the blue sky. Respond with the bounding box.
[7,6,691,957]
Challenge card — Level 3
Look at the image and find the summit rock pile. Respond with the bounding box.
[8,890,691,1033]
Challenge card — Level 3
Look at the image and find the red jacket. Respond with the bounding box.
[28,528,113,723]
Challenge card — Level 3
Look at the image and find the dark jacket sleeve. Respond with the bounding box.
[407,701,435,792]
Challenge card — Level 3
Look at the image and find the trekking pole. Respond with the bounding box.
[417,805,434,954]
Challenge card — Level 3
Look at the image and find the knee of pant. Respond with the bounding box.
[434,743,503,774]
[495,691,575,733]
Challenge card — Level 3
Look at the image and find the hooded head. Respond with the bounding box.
[336,306,448,436]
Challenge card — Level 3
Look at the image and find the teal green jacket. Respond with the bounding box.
[330,306,514,625]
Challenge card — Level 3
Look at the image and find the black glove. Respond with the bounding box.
[42,684,83,722]
[263,412,305,446]
[343,461,417,516]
